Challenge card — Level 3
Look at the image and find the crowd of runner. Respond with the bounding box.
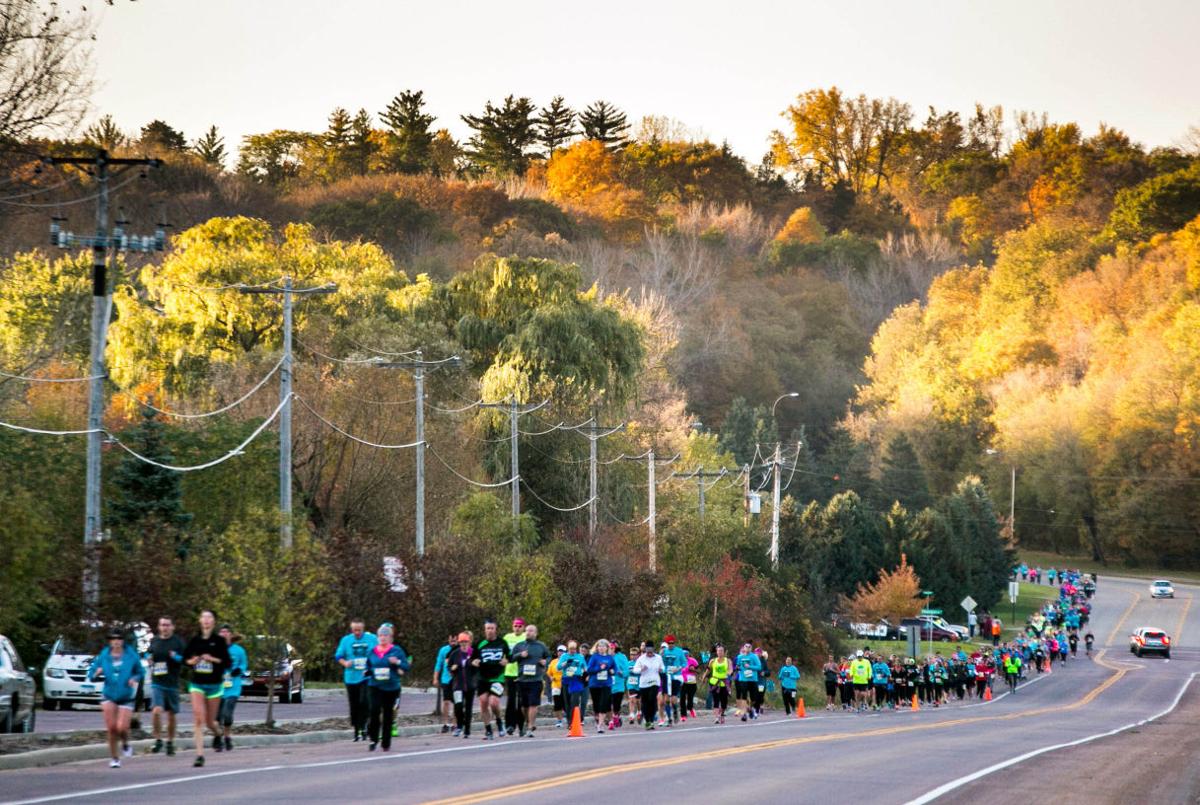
[86,567,1098,767]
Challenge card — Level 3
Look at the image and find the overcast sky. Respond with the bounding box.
[90,0,1200,162]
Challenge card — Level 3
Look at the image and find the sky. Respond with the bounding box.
[89,0,1200,163]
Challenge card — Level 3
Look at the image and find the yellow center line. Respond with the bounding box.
[425,664,1131,805]
[1106,590,1141,647]
[1173,595,1192,646]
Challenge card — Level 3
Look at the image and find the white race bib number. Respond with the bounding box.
[195,660,213,674]
[153,661,168,677]
[452,690,463,704]
[373,667,391,682]
[490,682,504,696]
[353,658,366,671]
[596,671,608,681]
[522,664,537,677]
[223,676,233,689]
[551,686,561,696]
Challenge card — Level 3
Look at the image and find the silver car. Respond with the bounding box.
[1150,580,1175,599]
[0,635,36,733]
[1129,626,1171,658]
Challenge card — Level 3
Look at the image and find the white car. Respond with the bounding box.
[921,615,970,640]
[1129,626,1171,658]
[1150,580,1175,599]
[42,624,152,711]
[0,635,36,733]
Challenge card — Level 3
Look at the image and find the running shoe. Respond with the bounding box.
[151,739,163,754]
[452,727,462,737]
[224,737,232,752]
[213,735,223,752]
[690,710,697,719]
[368,742,377,752]
[110,759,121,769]
[392,724,399,737]
[441,724,450,734]
[166,742,176,756]
[193,756,205,767]
[122,744,133,758]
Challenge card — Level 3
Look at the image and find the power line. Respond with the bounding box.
[295,395,422,450]
[426,444,516,489]
[520,480,596,513]
[124,355,284,419]
[0,368,104,383]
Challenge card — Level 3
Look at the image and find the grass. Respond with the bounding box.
[1017,549,1200,584]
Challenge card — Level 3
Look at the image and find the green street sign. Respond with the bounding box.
[921,608,943,615]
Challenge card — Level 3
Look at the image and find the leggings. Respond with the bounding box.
[566,690,585,722]
[611,691,624,715]
[452,688,475,736]
[367,687,400,749]
[751,683,765,710]
[639,685,659,724]
[504,679,523,731]
[218,696,238,727]
[345,681,369,734]
[710,685,729,711]
[782,689,796,715]
[680,682,697,714]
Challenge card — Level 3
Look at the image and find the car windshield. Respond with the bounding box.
[1153,581,1171,587]
[55,637,103,655]
[1145,632,1166,640]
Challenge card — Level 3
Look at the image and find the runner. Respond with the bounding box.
[871,653,891,711]
[778,656,800,715]
[474,619,510,741]
[558,640,587,729]
[183,609,230,767]
[611,641,629,728]
[707,644,731,723]
[432,633,456,733]
[502,617,526,736]
[848,650,871,712]
[632,641,664,730]
[680,648,699,721]
[333,618,377,742]
[586,638,617,733]
[660,635,686,725]
[146,616,186,756]
[447,631,477,738]
[547,644,566,727]
[821,655,838,711]
[512,624,550,738]
[753,648,770,716]
[625,645,642,724]
[217,625,247,752]
[734,642,762,721]
[1003,650,1021,693]
[1085,631,1095,657]
[86,629,144,768]
[363,623,409,752]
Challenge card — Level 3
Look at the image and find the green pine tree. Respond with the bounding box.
[379,89,435,174]
[325,107,352,149]
[461,95,538,176]
[346,108,375,176]
[109,409,193,548]
[579,100,629,149]
[879,432,933,512]
[536,96,577,157]
[192,125,227,168]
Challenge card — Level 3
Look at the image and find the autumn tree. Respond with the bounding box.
[0,0,94,140]
[841,553,922,622]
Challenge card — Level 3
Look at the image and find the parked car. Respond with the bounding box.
[1150,580,1175,599]
[848,619,902,640]
[1129,626,1171,658]
[0,635,36,733]
[240,636,304,703]
[921,615,970,640]
[899,618,963,642]
[42,623,151,711]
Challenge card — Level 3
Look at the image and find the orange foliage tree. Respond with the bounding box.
[840,553,923,622]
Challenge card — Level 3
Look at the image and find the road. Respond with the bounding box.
[31,688,439,733]
[2,574,1196,805]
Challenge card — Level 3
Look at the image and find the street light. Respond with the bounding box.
[985,449,1016,543]
[769,392,800,570]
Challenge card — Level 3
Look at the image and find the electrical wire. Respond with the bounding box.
[106,395,290,472]
[0,368,104,383]
[179,276,287,293]
[428,399,483,414]
[427,444,516,488]
[518,421,566,437]
[294,395,422,449]
[125,355,284,419]
[0,170,144,208]
[294,337,382,366]
[520,480,596,512]
[0,420,99,436]
[342,336,422,358]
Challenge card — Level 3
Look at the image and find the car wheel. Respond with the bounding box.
[939,636,951,642]
[42,697,58,711]
[278,682,289,704]
[290,677,304,704]
[61,701,73,711]
[1,706,12,733]
[1135,648,1142,657]
[1165,651,1170,659]
[18,701,35,734]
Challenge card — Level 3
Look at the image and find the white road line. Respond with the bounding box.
[905,671,1199,805]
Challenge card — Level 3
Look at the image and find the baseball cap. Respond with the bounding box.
[856,649,863,657]
[512,617,525,627]
[664,634,676,643]
[556,644,567,652]
[456,632,471,643]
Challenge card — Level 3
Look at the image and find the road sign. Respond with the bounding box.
[961,595,976,613]
[921,608,942,616]
[1008,581,1020,603]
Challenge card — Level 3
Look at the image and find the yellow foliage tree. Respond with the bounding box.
[841,554,923,622]
[774,207,826,244]
[545,140,652,232]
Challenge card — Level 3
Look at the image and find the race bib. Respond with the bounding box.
[758,684,765,692]
[564,666,576,676]
[596,671,608,681]
[452,690,463,704]
[551,687,561,696]
[522,664,537,677]
[490,682,504,696]
[153,661,168,676]
[353,657,366,671]
[373,667,391,682]
[223,675,233,689]
[195,660,213,674]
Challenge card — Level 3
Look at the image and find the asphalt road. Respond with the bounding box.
[32,688,439,733]
[2,574,1196,805]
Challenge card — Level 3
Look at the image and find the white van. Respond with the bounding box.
[41,624,151,711]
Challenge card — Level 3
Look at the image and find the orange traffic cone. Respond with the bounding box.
[984,685,992,701]
[911,694,919,711]
[796,698,806,719]
[567,705,584,738]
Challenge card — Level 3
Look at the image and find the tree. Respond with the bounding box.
[345,108,375,176]
[461,95,538,176]
[379,90,435,174]
[325,106,352,150]
[0,0,93,140]
[427,129,462,177]
[109,409,193,536]
[236,130,313,185]
[536,96,577,157]
[579,100,629,149]
[192,125,227,167]
[879,432,932,512]
[1106,162,1200,243]
[841,553,922,622]
[139,120,187,153]
[774,207,827,244]
[83,114,126,152]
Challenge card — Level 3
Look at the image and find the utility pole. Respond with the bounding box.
[480,398,548,518]
[240,276,335,548]
[621,450,675,573]
[47,150,162,614]
[743,463,751,527]
[571,412,624,541]
[771,441,782,570]
[373,352,461,556]
[683,466,727,523]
